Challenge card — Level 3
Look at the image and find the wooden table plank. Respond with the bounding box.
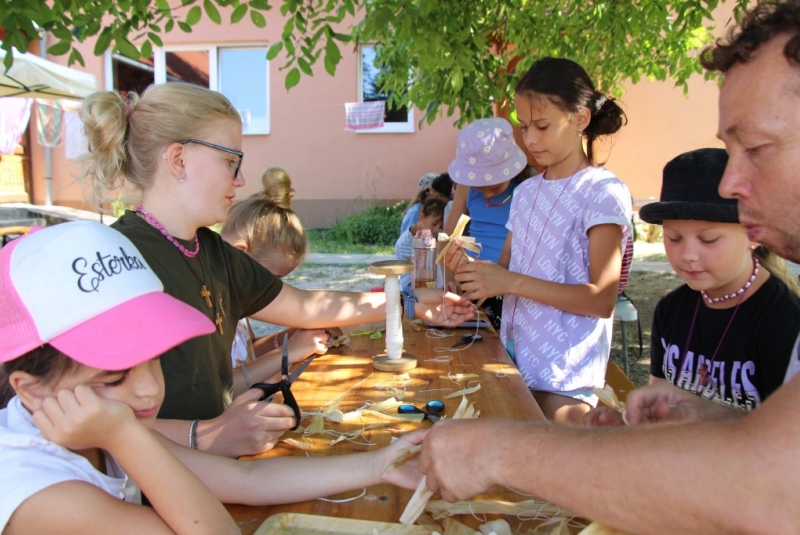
[227,320,544,534]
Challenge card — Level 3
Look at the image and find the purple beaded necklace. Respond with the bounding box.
[136,205,200,258]
[701,257,760,304]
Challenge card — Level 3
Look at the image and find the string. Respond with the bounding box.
[506,157,586,344]
[316,489,366,503]
[384,275,404,359]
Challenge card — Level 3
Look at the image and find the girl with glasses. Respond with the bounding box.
[445,58,631,424]
[78,83,473,458]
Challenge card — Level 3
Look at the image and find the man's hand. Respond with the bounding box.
[199,388,298,457]
[419,419,502,501]
[625,382,746,426]
[583,406,626,427]
[414,288,475,326]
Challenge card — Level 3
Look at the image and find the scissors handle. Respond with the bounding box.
[252,380,303,431]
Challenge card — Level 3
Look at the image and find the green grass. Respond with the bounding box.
[307,229,395,255]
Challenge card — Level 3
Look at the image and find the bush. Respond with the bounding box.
[328,201,408,245]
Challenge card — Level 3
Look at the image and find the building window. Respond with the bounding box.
[106,45,270,135]
[358,44,414,134]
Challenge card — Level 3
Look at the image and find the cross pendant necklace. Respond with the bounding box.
[215,312,224,335]
[200,285,213,309]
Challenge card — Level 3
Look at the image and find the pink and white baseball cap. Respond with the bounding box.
[0,221,215,370]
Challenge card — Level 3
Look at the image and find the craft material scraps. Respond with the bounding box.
[280,438,312,450]
[436,214,482,264]
[444,383,481,399]
[350,328,385,339]
[439,373,479,382]
[326,334,349,348]
[400,395,480,525]
[593,385,627,415]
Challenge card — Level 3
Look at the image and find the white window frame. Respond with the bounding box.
[105,44,270,135]
[357,44,414,134]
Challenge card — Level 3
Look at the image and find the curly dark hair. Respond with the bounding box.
[701,0,800,73]
[514,57,627,166]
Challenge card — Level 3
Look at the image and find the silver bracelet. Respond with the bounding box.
[189,419,199,449]
[241,361,252,389]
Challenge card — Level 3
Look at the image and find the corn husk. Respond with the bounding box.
[281,438,312,450]
[426,499,579,522]
[478,519,512,535]
[576,523,630,535]
[381,444,422,477]
[444,384,481,399]
[303,413,326,435]
[440,373,479,382]
[436,214,481,263]
[443,518,477,535]
[593,385,626,412]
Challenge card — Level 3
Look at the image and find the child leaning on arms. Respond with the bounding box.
[0,221,425,534]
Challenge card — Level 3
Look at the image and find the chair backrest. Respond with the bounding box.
[618,226,633,295]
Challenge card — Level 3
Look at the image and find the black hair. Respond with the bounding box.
[0,345,78,409]
[431,173,453,199]
[701,0,800,73]
[514,57,627,165]
[420,198,446,219]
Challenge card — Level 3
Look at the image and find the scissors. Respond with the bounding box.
[398,400,445,423]
[252,334,303,430]
[451,333,483,348]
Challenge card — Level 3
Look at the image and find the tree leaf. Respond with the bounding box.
[186,5,202,25]
[231,4,247,23]
[94,29,113,56]
[147,32,163,47]
[141,39,153,60]
[178,20,192,32]
[47,40,71,56]
[267,40,284,60]
[68,48,85,67]
[250,9,266,28]
[298,57,313,75]
[249,0,270,9]
[203,0,221,24]
[285,66,301,90]
[116,37,141,59]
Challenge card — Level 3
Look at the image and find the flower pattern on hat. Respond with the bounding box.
[447,117,528,187]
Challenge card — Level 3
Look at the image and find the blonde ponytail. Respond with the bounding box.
[755,246,800,296]
[221,167,308,267]
[79,82,241,210]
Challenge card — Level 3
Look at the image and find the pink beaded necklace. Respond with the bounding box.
[701,257,760,304]
[136,205,200,258]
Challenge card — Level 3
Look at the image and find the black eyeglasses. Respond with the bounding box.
[179,139,243,179]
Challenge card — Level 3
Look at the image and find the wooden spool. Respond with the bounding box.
[368,260,417,371]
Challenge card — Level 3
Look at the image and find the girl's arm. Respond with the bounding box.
[455,224,623,318]
[162,429,428,505]
[14,386,238,535]
[251,284,475,328]
[443,185,469,235]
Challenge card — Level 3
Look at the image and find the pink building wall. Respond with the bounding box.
[25,2,736,223]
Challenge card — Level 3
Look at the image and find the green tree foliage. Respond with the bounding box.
[1,0,750,125]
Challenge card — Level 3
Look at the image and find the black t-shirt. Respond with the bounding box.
[113,211,283,420]
[650,275,800,410]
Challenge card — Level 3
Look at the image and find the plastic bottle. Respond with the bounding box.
[412,229,436,289]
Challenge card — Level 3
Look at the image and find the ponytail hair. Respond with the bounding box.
[79,82,241,210]
[514,57,627,165]
[755,246,800,296]
[221,167,308,268]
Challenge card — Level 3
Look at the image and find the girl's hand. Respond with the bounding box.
[32,385,138,452]
[455,260,510,304]
[288,329,329,363]
[378,429,429,490]
[414,288,475,326]
[443,238,473,273]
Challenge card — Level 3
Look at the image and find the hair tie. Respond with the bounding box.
[594,95,607,111]
[125,102,132,119]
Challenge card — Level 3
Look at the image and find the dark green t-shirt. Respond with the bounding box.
[113,211,283,420]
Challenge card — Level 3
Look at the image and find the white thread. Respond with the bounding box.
[384,275,404,359]
[425,355,454,362]
[495,371,509,378]
[417,387,454,393]
[425,328,452,338]
[317,488,367,502]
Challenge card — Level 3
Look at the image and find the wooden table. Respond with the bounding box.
[226,320,545,534]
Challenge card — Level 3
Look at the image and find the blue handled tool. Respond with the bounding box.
[398,400,445,423]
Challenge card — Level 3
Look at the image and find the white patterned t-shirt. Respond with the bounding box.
[501,166,632,392]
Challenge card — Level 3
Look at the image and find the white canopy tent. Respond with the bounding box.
[0,48,96,99]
